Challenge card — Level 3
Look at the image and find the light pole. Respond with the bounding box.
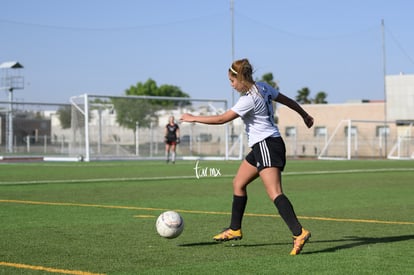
[230,0,235,106]
[0,61,24,153]
[381,19,388,158]
[230,0,236,144]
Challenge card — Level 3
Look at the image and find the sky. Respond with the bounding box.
[1,0,414,106]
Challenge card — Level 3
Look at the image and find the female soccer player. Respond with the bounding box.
[164,116,180,163]
[180,58,314,255]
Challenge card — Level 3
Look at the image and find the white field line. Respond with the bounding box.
[1,167,414,185]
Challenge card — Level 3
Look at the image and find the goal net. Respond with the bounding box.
[318,120,400,160]
[70,94,246,161]
[387,123,414,160]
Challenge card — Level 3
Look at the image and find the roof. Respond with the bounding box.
[0,61,24,69]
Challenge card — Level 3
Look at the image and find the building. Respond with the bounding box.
[277,73,414,159]
[1,74,413,160]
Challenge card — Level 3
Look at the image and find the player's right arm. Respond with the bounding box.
[180,110,239,125]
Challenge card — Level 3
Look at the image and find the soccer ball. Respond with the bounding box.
[156,211,184,239]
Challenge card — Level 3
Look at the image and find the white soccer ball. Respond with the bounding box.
[156,211,184,239]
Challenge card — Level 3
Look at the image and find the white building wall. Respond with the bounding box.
[386,74,414,121]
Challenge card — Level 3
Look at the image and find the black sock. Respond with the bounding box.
[229,195,247,230]
[274,194,302,236]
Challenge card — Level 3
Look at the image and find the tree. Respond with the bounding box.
[296,87,328,104]
[126,78,158,96]
[125,78,190,107]
[313,91,328,104]
[112,97,156,129]
[296,87,312,104]
[56,105,93,130]
[157,84,191,107]
[56,105,72,129]
[259,72,278,88]
[112,78,191,131]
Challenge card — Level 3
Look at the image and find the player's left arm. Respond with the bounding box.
[275,92,314,128]
[176,126,180,142]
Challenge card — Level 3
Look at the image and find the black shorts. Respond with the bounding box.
[166,138,177,145]
[245,136,286,172]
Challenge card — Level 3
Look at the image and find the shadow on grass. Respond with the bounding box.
[178,241,288,247]
[303,234,414,254]
[178,241,221,247]
[178,234,414,254]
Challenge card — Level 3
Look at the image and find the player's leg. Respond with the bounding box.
[258,137,311,254]
[260,167,302,235]
[233,159,258,195]
[171,143,176,163]
[259,167,283,199]
[165,143,170,163]
[231,159,258,227]
[260,168,310,255]
[257,137,300,234]
[213,159,258,241]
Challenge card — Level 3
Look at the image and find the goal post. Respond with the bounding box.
[70,94,90,161]
[387,123,414,160]
[318,119,403,160]
[69,94,246,162]
[317,120,350,160]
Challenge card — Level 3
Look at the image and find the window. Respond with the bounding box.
[196,133,212,142]
[314,126,327,137]
[344,126,357,136]
[376,125,390,137]
[285,127,296,137]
